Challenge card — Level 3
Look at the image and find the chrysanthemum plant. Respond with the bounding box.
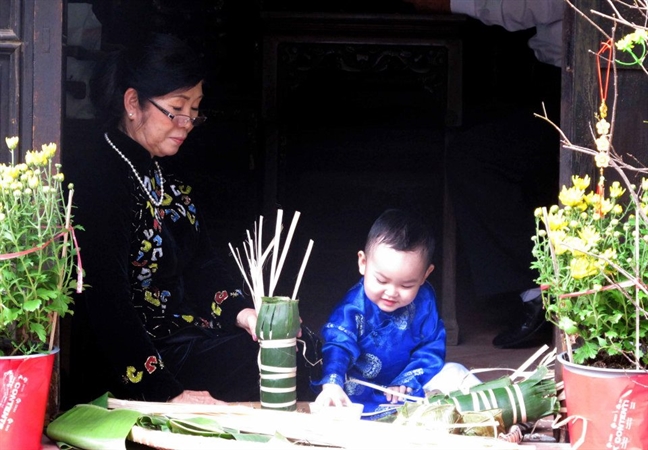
[0,137,82,356]
[532,7,648,370]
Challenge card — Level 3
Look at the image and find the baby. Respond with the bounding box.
[313,209,479,417]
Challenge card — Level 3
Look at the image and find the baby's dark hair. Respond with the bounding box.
[365,209,436,266]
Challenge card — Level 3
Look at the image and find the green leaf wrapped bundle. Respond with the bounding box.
[256,296,301,411]
[436,366,557,429]
[392,365,558,432]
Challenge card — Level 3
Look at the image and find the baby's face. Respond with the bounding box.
[358,243,434,313]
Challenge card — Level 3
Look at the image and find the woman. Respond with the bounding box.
[65,33,275,406]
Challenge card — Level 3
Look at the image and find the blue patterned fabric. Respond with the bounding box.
[315,278,446,415]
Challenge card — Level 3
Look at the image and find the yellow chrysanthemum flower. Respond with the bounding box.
[5,136,19,151]
[609,181,625,198]
[571,175,591,190]
[570,256,599,279]
[598,198,614,215]
[579,226,601,248]
[600,247,617,262]
[41,143,57,159]
[546,209,568,231]
[559,186,586,207]
[585,192,601,206]
[563,236,589,256]
[548,229,568,255]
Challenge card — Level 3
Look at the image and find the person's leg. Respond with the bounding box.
[446,108,558,348]
[158,329,261,402]
[158,326,322,402]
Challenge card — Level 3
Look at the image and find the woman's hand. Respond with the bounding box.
[314,383,352,407]
[169,390,227,405]
[236,308,258,341]
[385,385,412,403]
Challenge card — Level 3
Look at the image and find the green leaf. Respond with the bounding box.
[167,416,235,438]
[29,322,47,343]
[558,317,578,335]
[46,404,142,450]
[22,299,42,312]
[574,341,599,363]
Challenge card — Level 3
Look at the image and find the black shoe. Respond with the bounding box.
[492,296,551,348]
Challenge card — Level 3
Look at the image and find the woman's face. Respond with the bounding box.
[126,81,204,158]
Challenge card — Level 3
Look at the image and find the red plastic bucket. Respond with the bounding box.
[559,352,648,450]
[0,348,58,450]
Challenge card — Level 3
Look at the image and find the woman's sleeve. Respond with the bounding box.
[451,0,563,30]
[182,213,254,332]
[451,0,563,67]
[73,162,183,402]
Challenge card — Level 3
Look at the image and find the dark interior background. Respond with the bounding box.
[63,0,550,337]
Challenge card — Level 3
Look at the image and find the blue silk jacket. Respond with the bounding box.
[317,278,446,415]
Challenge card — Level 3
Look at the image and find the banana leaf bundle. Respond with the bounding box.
[257,296,301,411]
[389,365,558,433]
[390,402,506,437]
[228,211,314,411]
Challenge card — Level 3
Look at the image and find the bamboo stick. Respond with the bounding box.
[269,210,283,297]
[292,239,313,300]
[270,211,300,296]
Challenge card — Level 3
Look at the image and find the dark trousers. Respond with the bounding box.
[446,106,559,300]
[156,326,321,402]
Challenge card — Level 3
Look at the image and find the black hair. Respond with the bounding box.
[365,209,436,266]
[89,33,206,129]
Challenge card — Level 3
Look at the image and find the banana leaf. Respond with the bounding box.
[46,404,142,450]
[256,296,300,411]
[46,395,287,449]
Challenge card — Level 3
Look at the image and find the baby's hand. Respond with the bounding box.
[314,383,352,407]
[385,385,412,403]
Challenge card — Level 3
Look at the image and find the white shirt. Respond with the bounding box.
[451,0,564,67]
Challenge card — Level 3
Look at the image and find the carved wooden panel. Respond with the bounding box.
[276,42,448,107]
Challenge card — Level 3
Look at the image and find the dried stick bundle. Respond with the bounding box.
[228,210,313,311]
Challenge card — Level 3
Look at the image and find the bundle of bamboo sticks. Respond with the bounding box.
[228,210,313,310]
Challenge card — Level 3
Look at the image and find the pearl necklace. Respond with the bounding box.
[104,132,165,207]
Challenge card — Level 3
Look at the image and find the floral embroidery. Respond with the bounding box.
[214,291,228,304]
[144,355,159,374]
[123,355,163,384]
[124,366,143,384]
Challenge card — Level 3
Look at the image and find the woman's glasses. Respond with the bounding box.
[148,99,207,127]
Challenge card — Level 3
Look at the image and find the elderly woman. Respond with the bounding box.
[65,33,317,406]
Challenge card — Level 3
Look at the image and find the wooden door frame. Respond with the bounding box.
[0,0,63,163]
